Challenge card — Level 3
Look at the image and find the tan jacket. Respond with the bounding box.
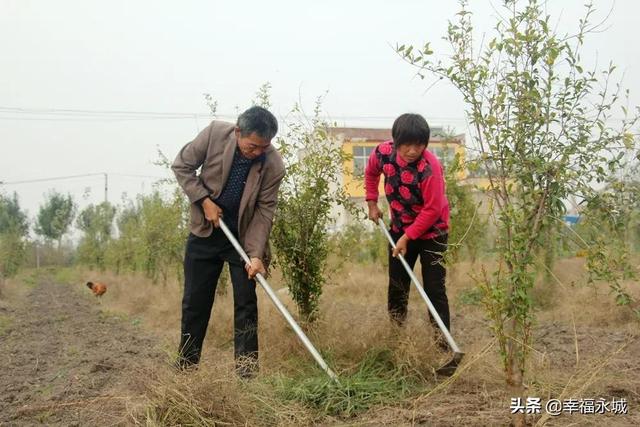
[172,120,285,262]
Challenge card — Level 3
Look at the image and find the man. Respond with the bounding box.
[365,113,451,348]
[172,106,285,377]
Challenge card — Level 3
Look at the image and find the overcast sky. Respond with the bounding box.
[1,0,639,225]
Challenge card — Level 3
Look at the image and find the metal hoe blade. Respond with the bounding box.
[378,218,464,376]
[218,219,339,383]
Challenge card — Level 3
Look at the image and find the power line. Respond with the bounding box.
[0,172,168,204]
[0,106,205,117]
[0,172,165,185]
[0,116,203,122]
[0,105,470,123]
[0,106,634,126]
[0,173,107,185]
[110,173,168,179]
[0,173,109,202]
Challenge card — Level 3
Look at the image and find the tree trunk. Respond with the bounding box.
[510,380,526,427]
[506,317,526,427]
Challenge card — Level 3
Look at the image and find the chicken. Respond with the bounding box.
[86,281,107,297]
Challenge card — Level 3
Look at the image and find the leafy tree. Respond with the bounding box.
[0,192,29,277]
[397,1,639,423]
[137,190,189,284]
[35,191,76,248]
[100,190,187,283]
[579,165,640,312]
[0,192,28,236]
[76,202,117,269]
[272,97,359,321]
[252,82,272,109]
[104,201,142,274]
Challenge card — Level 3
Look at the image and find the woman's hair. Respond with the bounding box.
[391,113,430,147]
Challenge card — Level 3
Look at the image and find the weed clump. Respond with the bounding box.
[271,348,426,417]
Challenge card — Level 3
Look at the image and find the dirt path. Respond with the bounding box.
[0,277,164,426]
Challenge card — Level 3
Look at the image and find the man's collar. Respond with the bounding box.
[235,147,266,163]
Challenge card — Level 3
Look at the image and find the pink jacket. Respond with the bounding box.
[365,140,449,240]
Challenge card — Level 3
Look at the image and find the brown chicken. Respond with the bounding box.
[86,281,107,297]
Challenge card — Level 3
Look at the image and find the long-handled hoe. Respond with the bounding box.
[219,218,340,384]
[378,218,464,376]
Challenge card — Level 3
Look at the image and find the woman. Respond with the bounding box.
[365,113,451,343]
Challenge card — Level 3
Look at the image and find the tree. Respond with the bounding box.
[579,163,640,312]
[100,191,188,283]
[105,201,142,274]
[397,1,638,424]
[35,191,76,248]
[0,192,29,277]
[0,192,28,236]
[76,202,117,269]
[137,190,189,284]
[271,97,359,321]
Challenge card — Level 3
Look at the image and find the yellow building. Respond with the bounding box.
[330,127,467,199]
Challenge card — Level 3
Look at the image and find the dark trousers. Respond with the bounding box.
[178,229,258,369]
[388,231,450,331]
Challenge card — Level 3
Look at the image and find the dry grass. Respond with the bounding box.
[55,255,640,426]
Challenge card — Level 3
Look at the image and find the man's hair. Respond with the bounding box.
[236,106,278,140]
[391,113,430,147]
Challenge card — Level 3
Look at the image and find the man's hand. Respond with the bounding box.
[392,234,410,258]
[367,200,383,223]
[245,257,266,279]
[201,198,223,227]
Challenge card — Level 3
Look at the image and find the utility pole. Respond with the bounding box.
[104,172,108,203]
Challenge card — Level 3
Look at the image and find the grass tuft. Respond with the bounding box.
[270,348,425,417]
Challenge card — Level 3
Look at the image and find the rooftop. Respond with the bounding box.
[329,126,464,143]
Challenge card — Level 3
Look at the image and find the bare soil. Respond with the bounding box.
[0,275,164,426]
